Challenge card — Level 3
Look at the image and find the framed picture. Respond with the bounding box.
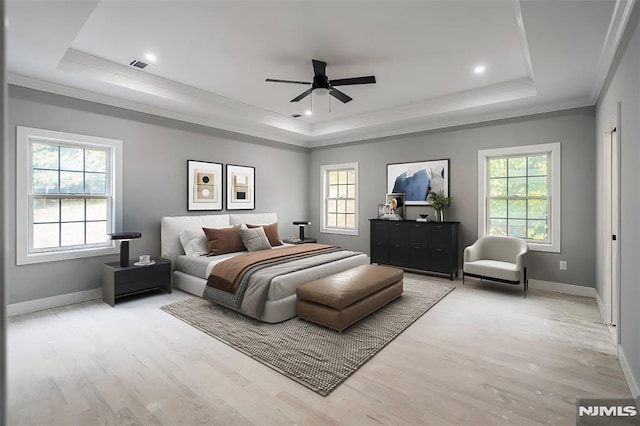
[386,193,405,220]
[226,164,255,210]
[386,159,449,205]
[377,204,389,219]
[187,160,223,211]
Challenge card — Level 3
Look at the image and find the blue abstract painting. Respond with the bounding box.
[387,159,449,205]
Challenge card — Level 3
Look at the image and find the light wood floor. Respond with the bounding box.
[7,274,631,425]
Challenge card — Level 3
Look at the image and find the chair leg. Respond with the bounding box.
[523,267,527,298]
[463,273,465,285]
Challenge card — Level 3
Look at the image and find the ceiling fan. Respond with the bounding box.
[266,59,376,104]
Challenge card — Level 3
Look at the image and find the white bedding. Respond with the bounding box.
[175,249,369,302]
[161,213,370,323]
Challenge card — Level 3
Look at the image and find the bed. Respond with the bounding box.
[160,213,369,323]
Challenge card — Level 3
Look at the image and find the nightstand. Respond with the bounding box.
[102,257,172,306]
[283,238,317,244]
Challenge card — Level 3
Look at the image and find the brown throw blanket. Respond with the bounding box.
[207,244,339,294]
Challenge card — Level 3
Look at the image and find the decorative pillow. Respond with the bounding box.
[247,222,283,246]
[239,227,272,252]
[178,229,209,257]
[202,225,246,255]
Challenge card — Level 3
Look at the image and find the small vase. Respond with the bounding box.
[436,210,444,222]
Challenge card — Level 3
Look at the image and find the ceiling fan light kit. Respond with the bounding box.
[266,59,376,109]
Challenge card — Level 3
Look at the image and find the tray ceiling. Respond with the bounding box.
[6,0,635,147]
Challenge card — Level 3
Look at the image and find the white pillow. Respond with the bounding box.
[178,229,209,257]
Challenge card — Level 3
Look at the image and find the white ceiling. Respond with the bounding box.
[6,0,636,148]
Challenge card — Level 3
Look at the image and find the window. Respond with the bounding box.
[321,162,358,235]
[17,127,123,265]
[478,143,561,252]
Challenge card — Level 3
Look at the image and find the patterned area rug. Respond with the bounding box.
[160,276,454,396]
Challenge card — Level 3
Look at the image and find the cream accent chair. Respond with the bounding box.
[463,236,529,297]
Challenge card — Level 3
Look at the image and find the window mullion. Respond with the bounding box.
[58,197,62,248]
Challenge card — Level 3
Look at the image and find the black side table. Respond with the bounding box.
[102,257,172,306]
[283,238,317,244]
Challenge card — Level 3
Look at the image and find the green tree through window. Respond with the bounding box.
[321,163,358,235]
[487,154,549,241]
[17,126,122,265]
[31,141,111,251]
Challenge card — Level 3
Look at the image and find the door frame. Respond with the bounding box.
[603,103,621,347]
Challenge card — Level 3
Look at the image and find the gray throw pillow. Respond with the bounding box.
[240,227,272,252]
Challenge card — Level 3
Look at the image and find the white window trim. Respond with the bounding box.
[477,142,561,253]
[320,162,358,236]
[16,126,123,265]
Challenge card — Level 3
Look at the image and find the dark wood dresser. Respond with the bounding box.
[369,219,460,280]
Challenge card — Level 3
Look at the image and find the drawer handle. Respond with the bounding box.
[394,244,401,248]
[436,248,443,252]
[436,225,443,229]
[414,246,421,249]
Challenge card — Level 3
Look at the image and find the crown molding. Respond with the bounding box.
[591,0,637,102]
[308,96,594,148]
[309,78,537,139]
[12,71,593,149]
[512,0,536,83]
[11,71,544,148]
[8,73,311,148]
[9,71,594,149]
[59,49,310,135]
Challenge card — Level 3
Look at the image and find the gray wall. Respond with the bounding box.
[596,4,640,398]
[6,85,310,304]
[309,107,596,287]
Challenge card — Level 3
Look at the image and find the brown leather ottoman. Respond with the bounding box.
[296,264,403,331]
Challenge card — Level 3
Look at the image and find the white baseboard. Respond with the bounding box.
[595,290,607,323]
[528,279,596,298]
[619,344,640,400]
[7,288,102,317]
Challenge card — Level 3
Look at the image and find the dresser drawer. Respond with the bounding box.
[371,220,390,243]
[409,222,429,247]
[387,221,409,244]
[429,223,456,249]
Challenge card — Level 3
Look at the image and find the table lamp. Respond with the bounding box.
[108,232,142,267]
[293,221,311,241]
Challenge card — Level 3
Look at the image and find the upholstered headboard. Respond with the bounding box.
[160,212,278,264]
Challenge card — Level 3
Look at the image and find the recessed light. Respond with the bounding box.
[305,110,312,116]
[145,53,157,62]
[474,65,486,74]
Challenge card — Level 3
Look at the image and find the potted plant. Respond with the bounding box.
[428,191,451,221]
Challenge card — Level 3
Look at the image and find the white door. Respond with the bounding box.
[602,124,620,340]
[610,127,620,329]
[604,125,620,337]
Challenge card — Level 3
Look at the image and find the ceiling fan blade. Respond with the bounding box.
[312,59,327,77]
[290,89,313,102]
[330,88,353,103]
[266,78,311,85]
[330,76,376,86]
